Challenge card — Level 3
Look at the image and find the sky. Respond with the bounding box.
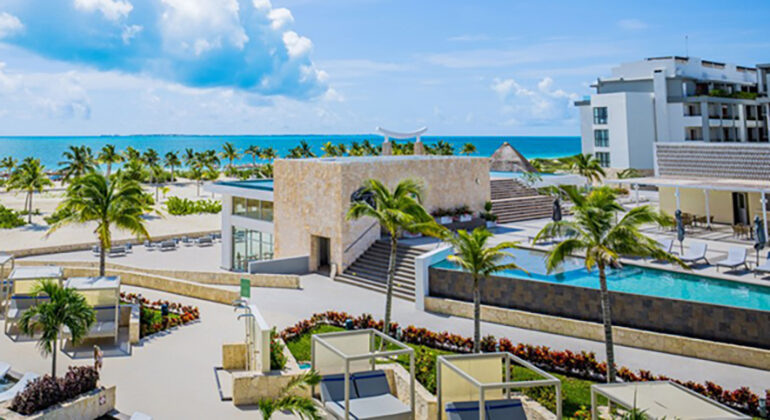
[0,0,768,136]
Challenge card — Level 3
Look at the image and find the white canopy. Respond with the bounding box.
[375,126,428,140]
[8,266,63,280]
[65,276,120,291]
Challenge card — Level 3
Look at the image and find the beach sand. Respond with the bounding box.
[0,179,221,254]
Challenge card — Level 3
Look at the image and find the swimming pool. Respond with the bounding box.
[489,171,559,179]
[431,247,770,313]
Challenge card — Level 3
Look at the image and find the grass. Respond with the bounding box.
[284,325,597,417]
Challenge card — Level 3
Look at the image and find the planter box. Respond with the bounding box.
[0,386,116,420]
[486,220,497,229]
[438,216,453,225]
[459,214,472,223]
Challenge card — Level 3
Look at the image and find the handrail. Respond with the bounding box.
[344,222,380,254]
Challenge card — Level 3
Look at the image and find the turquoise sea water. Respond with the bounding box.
[432,247,770,312]
[0,135,579,169]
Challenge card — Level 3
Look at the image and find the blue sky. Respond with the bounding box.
[0,0,768,136]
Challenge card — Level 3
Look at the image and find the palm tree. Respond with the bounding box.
[258,163,274,179]
[183,148,196,168]
[258,371,321,419]
[259,147,278,161]
[349,142,365,156]
[617,168,642,179]
[221,142,240,169]
[569,153,606,184]
[346,178,433,337]
[97,144,123,177]
[460,143,477,155]
[432,140,454,156]
[59,145,96,183]
[49,172,151,276]
[7,157,52,223]
[244,145,261,167]
[1,156,17,179]
[443,228,523,352]
[123,146,141,162]
[297,140,315,158]
[18,280,95,377]
[321,141,340,157]
[362,140,379,156]
[142,148,161,169]
[164,151,181,181]
[286,147,304,159]
[534,186,683,382]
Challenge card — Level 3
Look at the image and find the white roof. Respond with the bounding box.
[0,254,12,266]
[609,176,770,193]
[8,266,63,280]
[592,381,749,419]
[65,276,120,290]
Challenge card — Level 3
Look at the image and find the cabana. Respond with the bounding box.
[64,277,121,343]
[590,381,749,419]
[311,329,415,420]
[437,352,562,420]
[4,266,63,334]
[0,253,14,312]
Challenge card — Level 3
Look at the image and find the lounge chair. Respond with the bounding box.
[159,240,177,252]
[195,236,213,247]
[0,361,9,378]
[446,399,527,420]
[754,252,770,277]
[125,243,133,253]
[144,240,155,251]
[716,246,749,272]
[680,242,709,265]
[656,238,673,253]
[181,236,192,246]
[108,246,127,257]
[321,370,411,420]
[0,372,39,402]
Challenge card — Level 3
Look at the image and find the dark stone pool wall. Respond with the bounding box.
[428,267,770,349]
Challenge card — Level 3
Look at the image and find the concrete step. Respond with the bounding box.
[334,273,415,301]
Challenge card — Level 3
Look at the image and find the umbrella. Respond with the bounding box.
[675,209,685,255]
[754,215,766,266]
[552,198,562,222]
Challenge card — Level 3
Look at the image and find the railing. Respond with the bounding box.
[344,221,380,254]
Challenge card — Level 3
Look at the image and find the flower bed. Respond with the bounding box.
[281,311,767,417]
[120,293,199,338]
[9,366,99,415]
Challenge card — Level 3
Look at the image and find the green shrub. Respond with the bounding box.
[270,328,287,371]
[165,196,221,215]
[0,205,25,228]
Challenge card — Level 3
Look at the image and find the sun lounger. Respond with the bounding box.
[0,372,39,402]
[716,246,748,272]
[125,243,133,253]
[656,238,673,253]
[0,362,10,378]
[446,399,527,420]
[144,240,155,251]
[159,240,177,252]
[108,246,127,257]
[754,252,770,277]
[195,236,213,247]
[680,242,709,265]
[321,370,411,420]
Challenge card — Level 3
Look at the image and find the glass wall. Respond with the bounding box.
[232,227,274,272]
[232,197,274,222]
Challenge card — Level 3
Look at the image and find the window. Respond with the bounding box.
[594,129,609,147]
[232,227,274,271]
[232,197,274,222]
[593,107,608,124]
[596,152,611,168]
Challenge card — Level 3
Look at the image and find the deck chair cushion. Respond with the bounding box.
[446,399,526,420]
[326,394,410,420]
[320,374,358,403]
[352,370,391,398]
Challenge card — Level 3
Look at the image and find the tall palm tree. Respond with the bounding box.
[569,153,606,184]
[164,151,181,181]
[183,148,196,168]
[244,145,261,167]
[460,143,477,155]
[97,144,123,177]
[258,371,322,420]
[534,186,682,382]
[18,280,95,377]
[48,172,151,276]
[221,142,240,169]
[7,157,52,223]
[362,140,379,156]
[321,141,340,157]
[259,147,278,161]
[297,140,315,158]
[123,146,141,162]
[346,178,433,337]
[432,140,454,156]
[443,228,523,352]
[1,156,17,179]
[349,142,365,156]
[142,148,161,169]
[59,145,96,183]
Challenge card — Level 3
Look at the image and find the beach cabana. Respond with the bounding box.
[4,266,63,334]
[64,276,121,343]
[437,352,562,420]
[590,381,749,419]
[311,329,415,420]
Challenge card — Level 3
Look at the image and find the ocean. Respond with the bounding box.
[0,135,580,168]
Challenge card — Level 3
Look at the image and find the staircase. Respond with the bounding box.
[490,178,555,223]
[335,240,423,301]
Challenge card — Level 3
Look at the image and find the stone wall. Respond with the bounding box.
[0,386,116,420]
[429,267,770,349]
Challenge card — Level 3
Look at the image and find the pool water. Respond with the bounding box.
[432,247,770,312]
[298,362,311,370]
[489,171,560,179]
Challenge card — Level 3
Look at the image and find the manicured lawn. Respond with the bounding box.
[284,325,596,417]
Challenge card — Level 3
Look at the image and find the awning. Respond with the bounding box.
[591,381,749,419]
[608,176,770,193]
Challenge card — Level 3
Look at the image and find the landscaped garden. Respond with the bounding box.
[120,292,200,338]
[281,311,767,418]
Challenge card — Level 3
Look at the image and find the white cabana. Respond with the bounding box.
[312,329,415,420]
[64,276,121,343]
[4,266,63,334]
[376,127,428,155]
[437,352,562,420]
[0,253,14,313]
[590,381,749,420]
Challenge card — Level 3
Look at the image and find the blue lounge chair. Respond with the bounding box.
[445,398,527,420]
[321,370,411,420]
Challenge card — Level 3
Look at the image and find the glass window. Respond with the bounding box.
[261,200,274,222]
[246,199,260,219]
[232,228,275,272]
[593,107,608,124]
[594,129,609,147]
[596,152,611,168]
[232,196,274,222]
[232,197,247,217]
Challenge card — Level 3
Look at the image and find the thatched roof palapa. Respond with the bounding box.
[490,142,536,172]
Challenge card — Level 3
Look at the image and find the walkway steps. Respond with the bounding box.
[489,178,558,223]
[336,240,423,301]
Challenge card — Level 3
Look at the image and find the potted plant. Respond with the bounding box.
[481,201,497,228]
[456,205,473,222]
[434,208,453,225]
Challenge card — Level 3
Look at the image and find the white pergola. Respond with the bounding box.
[609,176,770,237]
[376,127,428,155]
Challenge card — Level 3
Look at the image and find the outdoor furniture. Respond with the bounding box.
[0,253,15,313]
[64,276,121,343]
[590,381,749,419]
[144,240,155,251]
[130,413,153,420]
[195,236,213,247]
[716,247,749,272]
[181,236,192,246]
[159,240,177,252]
[437,352,562,419]
[656,238,673,253]
[733,224,750,239]
[125,243,133,253]
[0,372,39,403]
[0,361,9,378]
[679,242,709,265]
[4,266,64,334]
[754,252,770,277]
[108,246,127,257]
[312,329,415,420]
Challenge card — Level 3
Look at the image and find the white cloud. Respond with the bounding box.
[0,12,23,39]
[283,31,312,58]
[448,34,489,42]
[121,24,142,44]
[491,76,579,125]
[252,0,272,10]
[73,0,133,21]
[268,8,294,30]
[0,63,91,120]
[617,18,648,30]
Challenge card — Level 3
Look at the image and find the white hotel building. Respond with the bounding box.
[576,57,770,170]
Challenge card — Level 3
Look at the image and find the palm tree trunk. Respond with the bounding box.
[598,264,616,382]
[106,163,112,177]
[99,245,107,277]
[27,191,33,224]
[196,180,200,196]
[171,165,175,182]
[382,235,398,338]
[473,275,481,353]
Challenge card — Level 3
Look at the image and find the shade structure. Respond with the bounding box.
[4,266,64,334]
[64,276,121,342]
[489,142,536,173]
[590,381,749,419]
[552,199,562,222]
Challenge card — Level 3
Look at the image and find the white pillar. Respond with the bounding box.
[675,187,681,211]
[762,191,768,239]
[704,189,711,230]
[634,184,640,206]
